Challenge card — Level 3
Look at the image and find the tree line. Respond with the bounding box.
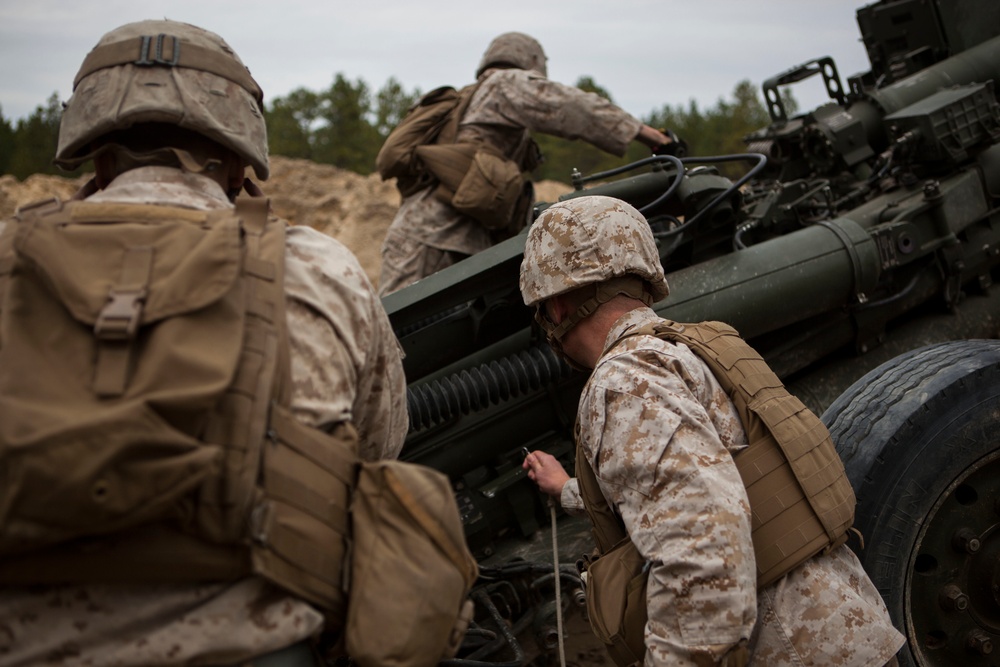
[0,75,795,182]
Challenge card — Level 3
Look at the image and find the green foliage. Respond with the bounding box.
[648,80,771,157]
[265,74,420,175]
[373,77,420,138]
[532,78,791,183]
[643,79,795,179]
[311,74,376,173]
[0,106,13,176]
[6,93,85,180]
[265,89,321,161]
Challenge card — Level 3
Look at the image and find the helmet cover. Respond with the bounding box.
[519,195,669,307]
[476,32,547,78]
[56,19,269,179]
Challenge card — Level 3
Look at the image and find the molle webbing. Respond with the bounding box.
[0,198,356,618]
[621,320,855,587]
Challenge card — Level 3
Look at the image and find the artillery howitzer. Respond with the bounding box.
[384,1,1000,664]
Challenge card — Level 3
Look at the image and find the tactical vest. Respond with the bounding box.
[577,318,855,666]
[0,197,357,625]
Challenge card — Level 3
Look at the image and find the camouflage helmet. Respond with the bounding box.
[476,32,547,78]
[55,20,269,180]
[519,195,669,308]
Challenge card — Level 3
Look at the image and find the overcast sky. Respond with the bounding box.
[0,0,875,124]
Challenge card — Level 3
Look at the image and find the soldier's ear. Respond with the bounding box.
[545,295,571,326]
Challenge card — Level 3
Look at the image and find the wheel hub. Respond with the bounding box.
[907,450,1000,665]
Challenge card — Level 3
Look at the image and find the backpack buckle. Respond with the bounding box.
[95,289,146,340]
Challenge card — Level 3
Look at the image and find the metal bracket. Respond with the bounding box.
[135,34,181,67]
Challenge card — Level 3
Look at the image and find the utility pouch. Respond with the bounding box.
[582,536,648,667]
[416,143,526,231]
[346,460,478,667]
[450,149,524,230]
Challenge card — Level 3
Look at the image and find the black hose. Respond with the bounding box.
[653,153,768,240]
[440,590,526,667]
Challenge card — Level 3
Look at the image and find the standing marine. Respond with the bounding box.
[376,31,681,295]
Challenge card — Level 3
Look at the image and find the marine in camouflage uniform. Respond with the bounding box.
[377,32,675,296]
[0,20,407,667]
[519,196,905,666]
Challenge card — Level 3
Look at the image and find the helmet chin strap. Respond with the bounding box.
[535,276,653,369]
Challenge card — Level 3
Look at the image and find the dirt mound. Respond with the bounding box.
[0,156,573,286]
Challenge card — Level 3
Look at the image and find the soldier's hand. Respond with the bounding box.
[653,128,689,158]
[523,450,571,498]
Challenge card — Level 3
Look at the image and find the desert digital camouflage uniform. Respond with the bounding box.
[559,305,906,667]
[377,67,643,295]
[0,167,409,667]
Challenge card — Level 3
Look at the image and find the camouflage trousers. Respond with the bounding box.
[378,231,468,296]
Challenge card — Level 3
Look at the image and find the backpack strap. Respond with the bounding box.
[92,245,154,396]
[0,219,19,347]
[436,82,481,147]
[575,442,628,553]
[231,196,359,617]
[1,199,63,341]
[394,83,482,198]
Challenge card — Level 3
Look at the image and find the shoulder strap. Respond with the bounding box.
[237,197,360,615]
[575,441,628,553]
[236,196,292,407]
[435,82,482,147]
[0,211,25,340]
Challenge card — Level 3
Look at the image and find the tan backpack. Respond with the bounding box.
[375,84,480,197]
[0,196,356,617]
[376,81,536,236]
[578,319,855,666]
[0,197,478,664]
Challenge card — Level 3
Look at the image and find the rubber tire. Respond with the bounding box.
[821,339,1000,667]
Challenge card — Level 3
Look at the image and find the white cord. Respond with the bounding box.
[550,499,567,667]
